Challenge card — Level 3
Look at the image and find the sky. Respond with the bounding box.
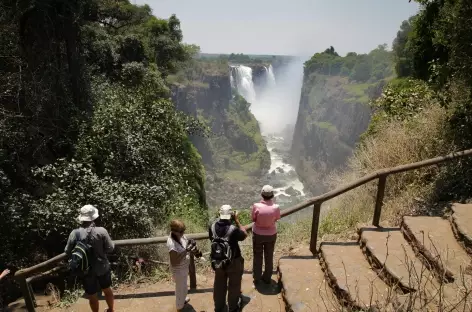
[135,0,419,56]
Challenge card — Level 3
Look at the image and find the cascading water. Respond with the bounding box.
[265,65,276,88]
[231,60,307,207]
[230,65,257,104]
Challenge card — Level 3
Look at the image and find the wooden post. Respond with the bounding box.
[18,278,35,312]
[373,175,387,227]
[28,282,37,307]
[189,254,197,289]
[309,202,322,256]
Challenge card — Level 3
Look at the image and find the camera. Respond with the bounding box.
[186,239,203,258]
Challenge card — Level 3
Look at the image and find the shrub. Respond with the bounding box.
[323,96,451,235]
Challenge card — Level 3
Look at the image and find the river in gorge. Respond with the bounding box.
[230,61,312,215]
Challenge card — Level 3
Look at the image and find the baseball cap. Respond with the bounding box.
[219,204,233,220]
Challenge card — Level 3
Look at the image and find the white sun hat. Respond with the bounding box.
[219,204,233,220]
[78,205,99,222]
[261,184,274,196]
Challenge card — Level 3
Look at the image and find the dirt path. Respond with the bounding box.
[28,271,284,312]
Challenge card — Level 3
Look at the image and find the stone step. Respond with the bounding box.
[278,247,341,312]
[359,226,472,311]
[451,203,472,253]
[402,216,471,282]
[320,241,397,310]
[359,226,437,292]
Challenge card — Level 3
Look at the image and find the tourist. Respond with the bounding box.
[209,205,247,312]
[64,205,115,312]
[251,185,281,285]
[167,219,201,312]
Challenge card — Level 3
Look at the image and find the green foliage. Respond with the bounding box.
[383,0,472,197]
[201,95,270,178]
[0,0,207,272]
[362,79,435,141]
[304,45,393,83]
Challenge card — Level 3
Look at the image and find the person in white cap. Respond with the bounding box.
[209,205,247,312]
[251,185,280,286]
[64,205,115,312]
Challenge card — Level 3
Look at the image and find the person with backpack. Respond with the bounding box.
[251,185,281,286]
[64,205,115,312]
[166,219,202,312]
[209,205,247,312]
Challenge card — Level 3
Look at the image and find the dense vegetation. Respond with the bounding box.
[0,0,208,270]
[319,0,472,238]
[304,45,394,83]
[368,0,472,198]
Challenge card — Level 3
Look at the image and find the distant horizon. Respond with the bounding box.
[137,0,418,56]
[198,47,387,58]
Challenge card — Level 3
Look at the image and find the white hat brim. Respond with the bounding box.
[78,211,99,222]
[219,213,231,220]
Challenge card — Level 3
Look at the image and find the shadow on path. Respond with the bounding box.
[95,288,213,300]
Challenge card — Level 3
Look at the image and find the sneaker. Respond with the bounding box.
[262,278,271,285]
[185,297,190,304]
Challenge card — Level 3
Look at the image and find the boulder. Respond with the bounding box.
[285,186,301,197]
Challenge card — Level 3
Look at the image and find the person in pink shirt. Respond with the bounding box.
[251,185,281,285]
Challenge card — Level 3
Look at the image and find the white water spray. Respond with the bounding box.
[231,65,257,104]
[265,65,276,89]
[231,58,308,200]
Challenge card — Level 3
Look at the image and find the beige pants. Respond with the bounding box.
[172,267,189,309]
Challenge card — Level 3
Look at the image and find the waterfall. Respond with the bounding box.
[230,65,256,104]
[230,60,307,202]
[265,65,276,88]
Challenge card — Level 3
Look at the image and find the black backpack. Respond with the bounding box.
[68,228,94,276]
[210,223,235,270]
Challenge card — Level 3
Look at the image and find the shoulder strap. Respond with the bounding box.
[211,222,219,240]
[224,225,235,240]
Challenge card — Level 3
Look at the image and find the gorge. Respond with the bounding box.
[172,49,391,212]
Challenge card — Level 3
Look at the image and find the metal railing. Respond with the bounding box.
[14,148,472,312]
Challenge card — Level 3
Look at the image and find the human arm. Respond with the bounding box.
[251,204,257,222]
[102,229,115,254]
[208,225,213,241]
[232,211,248,240]
[0,269,10,280]
[276,206,281,221]
[64,230,77,256]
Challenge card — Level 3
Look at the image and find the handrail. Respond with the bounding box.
[14,147,472,312]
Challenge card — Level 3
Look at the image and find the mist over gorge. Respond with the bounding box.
[172,48,390,210]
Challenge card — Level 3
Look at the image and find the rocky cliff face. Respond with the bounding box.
[291,74,372,195]
[171,68,270,208]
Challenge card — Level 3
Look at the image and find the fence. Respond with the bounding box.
[13,148,472,312]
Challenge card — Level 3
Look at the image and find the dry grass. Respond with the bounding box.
[316,104,452,239]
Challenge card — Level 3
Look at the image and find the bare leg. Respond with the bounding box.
[102,287,114,312]
[87,293,99,312]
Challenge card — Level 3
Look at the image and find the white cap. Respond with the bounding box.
[78,205,99,222]
[261,185,274,195]
[219,204,233,220]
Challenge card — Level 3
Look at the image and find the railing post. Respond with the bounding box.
[373,175,387,227]
[18,277,36,312]
[189,254,197,289]
[310,202,322,256]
